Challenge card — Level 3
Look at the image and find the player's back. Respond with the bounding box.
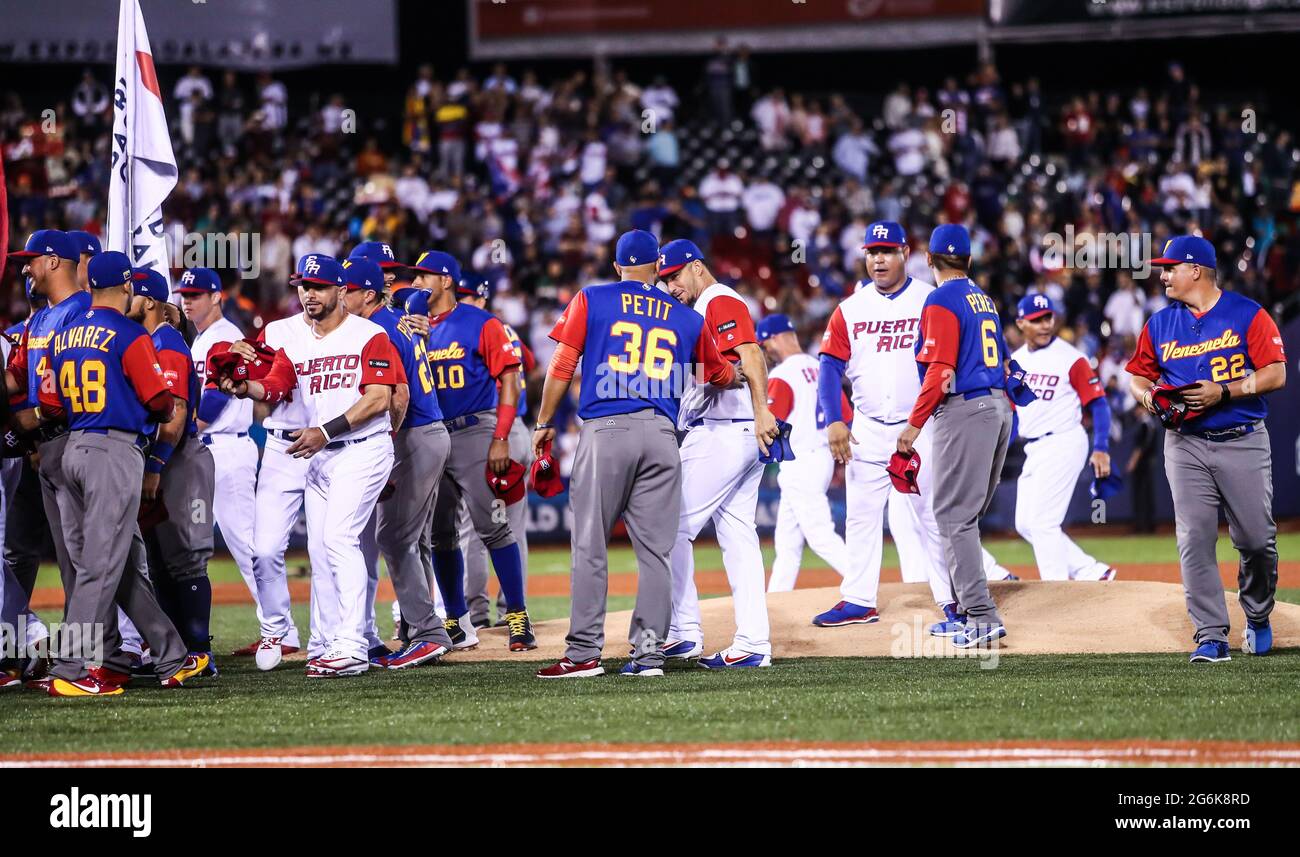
[920,277,1008,395]
[47,307,158,433]
[768,352,825,452]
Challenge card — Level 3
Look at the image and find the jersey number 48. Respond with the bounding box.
[59,360,107,414]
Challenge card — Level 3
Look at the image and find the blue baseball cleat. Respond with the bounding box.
[952,622,1006,649]
[929,603,967,638]
[699,649,771,669]
[1189,641,1231,663]
[660,639,703,660]
[1242,621,1272,656]
[812,601,878,627]
[619,662,665,677]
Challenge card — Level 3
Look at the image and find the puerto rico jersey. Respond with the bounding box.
[1010,337,1105,439]
[371,305,443,428]
[193,315,253,434]
[914,277,1009,395]
[550,280,721,425]
[259,313,403,442]
[151,323,201,437]
[424,303,520,420]
[766,353,850,454]
[821,276,931,424]
[15,291,91,409]
[1126,290,1285,433]
[40,306,169,434]
[677,283,756,426]
[258,313,313,431]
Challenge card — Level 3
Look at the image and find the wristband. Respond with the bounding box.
[146,439,174,474]
[1219,382,1231,403]
[321,414,351,442]
[534,421,553,430]
[494,400,517,441]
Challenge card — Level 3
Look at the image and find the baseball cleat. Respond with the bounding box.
[619,662,664,677]
[367,644,393,667]
[254,636,285,671]
[47,675,124,697]
[699,648,771,669]
[306,652,369,678]
[197,652,219,678]
[89,665,133,688]
[381,641,449,670]
[928,603,967,638]
[443,616,479,651]
[536,657,604,679]
[161,653,211,688]
[1189,641,1231,663]
[1,669,22,690]
[812,601,879,627]
[1242,621,1272,656]
[231,638,260,657]
[952,622,1006,649]
[505,610,538,652]
[1002,573,1020,581]
[660,639,703,660]
[1100,568,1118,581]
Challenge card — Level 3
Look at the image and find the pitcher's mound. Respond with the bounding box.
[453,581,1300,662]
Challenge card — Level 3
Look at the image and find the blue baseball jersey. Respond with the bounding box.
[371,306,444,427]
[424,303,521,420]
[502,322,529,419]
[151,323,200,437]
[1127,290,1286,432]
[549,281,716,424]
[21,291,91,408]
[914,277,1009,394]
[42,307,169,434]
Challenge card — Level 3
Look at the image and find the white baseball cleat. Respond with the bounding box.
[254,636,284,671]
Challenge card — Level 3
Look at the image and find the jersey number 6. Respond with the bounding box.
[59,360,107,414]
[608,322,678,381]
[980,319,999,368]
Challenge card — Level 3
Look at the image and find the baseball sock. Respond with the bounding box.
[489,544,525,613]
[174,577,212,654]
[432,550,469,619]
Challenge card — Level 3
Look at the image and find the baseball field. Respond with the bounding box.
[3,530,1298,768]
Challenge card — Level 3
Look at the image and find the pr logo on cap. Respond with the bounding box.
[872,224,889,239]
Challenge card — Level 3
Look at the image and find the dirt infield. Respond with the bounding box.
[4,739,1298,768]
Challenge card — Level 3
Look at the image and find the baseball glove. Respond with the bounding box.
[206,339,278,386]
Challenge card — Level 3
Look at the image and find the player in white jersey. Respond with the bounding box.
[221,254,398,677]
[175,267,279,658]
[657,240,781,669]
[757,314,852,591]
[817,222,1012,631]
[1010,294,1117,581]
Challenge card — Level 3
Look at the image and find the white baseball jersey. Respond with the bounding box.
[766,353,827,454]
[192,315,254,434]
[1009,337,1105,439]
[677,283,756,428]
[263,313,399,441]
[821,277,933,424]
[259,313,315,431]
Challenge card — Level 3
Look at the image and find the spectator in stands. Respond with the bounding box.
[699,159,744,236]
[71,69,108,132]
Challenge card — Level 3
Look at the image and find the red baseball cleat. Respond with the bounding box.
[535,657,604,679]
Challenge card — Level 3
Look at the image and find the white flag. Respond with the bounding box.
[107,0,177,288]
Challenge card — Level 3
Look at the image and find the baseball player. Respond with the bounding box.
[411,250,535,652]
[1011,294,1118,581]
[756,314,852,591]
[38,251,208,695]
[895,225,1012,648]
[220,254,399,677]
[535,230,740,678]
[1126,236,1286,663]
[340,257,456,668]
[67,230,101,290]
[128,269,217,666]
[176,267,267,656]
[658,238,781,669]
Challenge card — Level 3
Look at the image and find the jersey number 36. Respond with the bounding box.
[608,322,678,381]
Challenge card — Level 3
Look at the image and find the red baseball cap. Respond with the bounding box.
[486,460,527,505]
[887,450,921,494]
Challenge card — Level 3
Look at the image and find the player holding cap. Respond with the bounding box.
[534,230,740,678]
[1011,294,1118,581]
[1126,236,1286,663]
[658,237,780,669]
[39,251,208,695]
[409,249,535,652]
[757,314,852,591]
[220,254,400,677]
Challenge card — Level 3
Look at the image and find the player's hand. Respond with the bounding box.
[728,363,747,389]
[532,426,556,459]
[1090,450,1112,479]
[753,408,778,457]
[287,427,328,459]
[1180,380,1223,410]
[141,472,161,502]
[897,423,921,456]
[488,437,510,474]
[400,313,431,338]
[827,420,857,464]
[218,377,250,398]
[1139,386,1157,414]
[228,340,259,362]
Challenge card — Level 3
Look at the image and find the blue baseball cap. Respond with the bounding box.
[1152,235,1215,269]
[392,286,418,313]
[657,239,704,277]
[928,224,971,256]
[349,240,403,269]
[615,230,659,267]
[1090,473,1124,501]
[297,254,346,287]
[863,221,906,249]
[67,230,102,257]
[342,258,385,293]
[756,314,796,342]
[86,251,134,289]
[8,229,79,262]
[405,289,432,318]
[175,267,222,294]
[409,249,461,284]
[1017,293,1055,321]
[457,270,491,301]
[132,268,170,302]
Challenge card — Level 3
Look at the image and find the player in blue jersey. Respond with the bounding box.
[896,224,1013,650]
[1127,236,1287,663]
[534,230,739,679]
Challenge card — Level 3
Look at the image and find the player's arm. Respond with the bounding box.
[481,318,523,475]
[534,292,588,457]
[221,347,296,403]
[122,335,176,425]
[144,348,193,501]
[1068,356,1112,477]
[818,305,856,464]
[1126,325,1162,412]
[707,295,777,454]
[1181,308,1287,409]
[195,342,232,431]
[899,302,960,454]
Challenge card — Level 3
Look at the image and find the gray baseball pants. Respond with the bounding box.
[431,411,516,551]
[930,391,1013,626]
[464,416,532,625]
[35,434,77,599]
[1164,426,1277,644]
[565,409,682,667]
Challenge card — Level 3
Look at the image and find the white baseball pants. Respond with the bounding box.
[768,446,850,592]
[251,434,305,648]
[1015,425,1109,580]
